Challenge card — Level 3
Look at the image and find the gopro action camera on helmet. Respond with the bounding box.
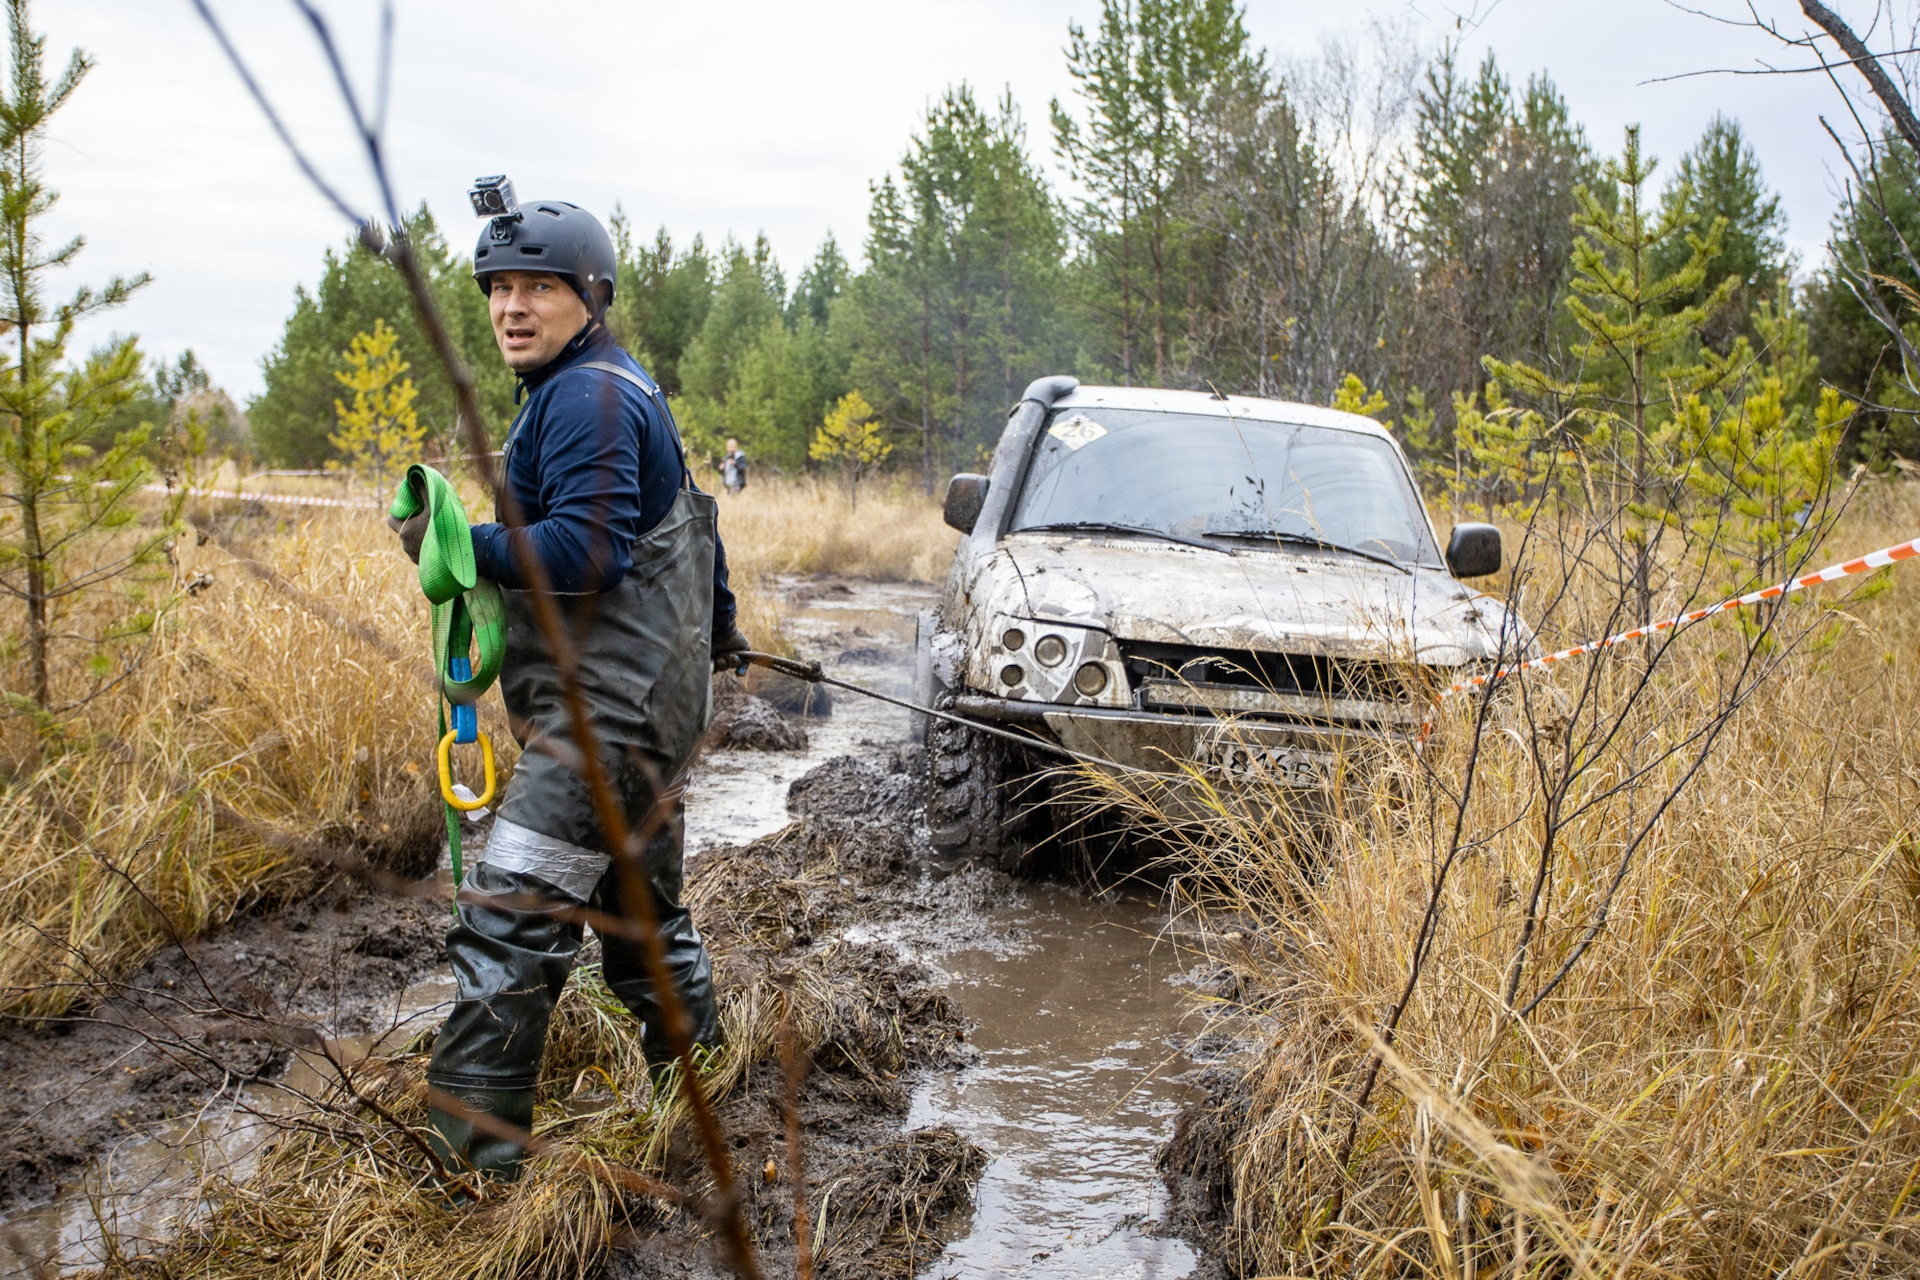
[469,175,521,244]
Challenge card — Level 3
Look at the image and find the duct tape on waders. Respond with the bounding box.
[389,465,505,905]
[1418,533,1920,743]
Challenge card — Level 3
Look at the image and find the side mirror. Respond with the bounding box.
[943,473,990,534]
[1445,523,1502,579]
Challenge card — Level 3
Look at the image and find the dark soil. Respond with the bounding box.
[612,748,991,1278]
[707,678,809,752]
[0,730,1003,1278]
[1156,1068,1251,1280]
[0,877,448,1211]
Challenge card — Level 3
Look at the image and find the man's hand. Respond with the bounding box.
[711,624,752,674]
[388,511,428,564]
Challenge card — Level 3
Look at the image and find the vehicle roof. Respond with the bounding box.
[1053,385,1396,442]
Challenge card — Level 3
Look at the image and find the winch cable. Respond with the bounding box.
[748,532,1920,770]
[387,464,508,895]
[183,482,1920,786]
[730,651,1160,776]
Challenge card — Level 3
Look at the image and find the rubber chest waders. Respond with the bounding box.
[425,359,720,1183]
[387,465,506,899]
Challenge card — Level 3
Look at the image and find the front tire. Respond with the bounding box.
[923,706,1031,870]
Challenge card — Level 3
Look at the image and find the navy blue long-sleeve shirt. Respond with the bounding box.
[470,323,737,634]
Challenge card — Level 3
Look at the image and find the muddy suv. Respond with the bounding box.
[914,375,1525,864]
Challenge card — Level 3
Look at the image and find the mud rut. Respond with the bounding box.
[0,577,1233,1279]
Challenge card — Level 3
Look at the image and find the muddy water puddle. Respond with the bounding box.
[904,885,1201,1279]
[683,577,930,852]
[0,962,461,1277]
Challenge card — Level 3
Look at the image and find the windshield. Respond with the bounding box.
[1009,408,1441,564]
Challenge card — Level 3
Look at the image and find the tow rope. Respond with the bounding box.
[389,464,506,895]
[752,531,1920,770]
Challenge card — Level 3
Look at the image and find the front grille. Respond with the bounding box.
[1117,641,1413,709]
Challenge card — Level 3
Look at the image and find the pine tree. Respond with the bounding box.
[788,234,849,330]
[843,86,1064,488]
[1409,47,1596,411]
[327,320,423,485]
[0,0,170,713]
[1489,125,1733,615]
[1673,299,1847,590]
[251,206,511,467]
[1651,114,1790,348]
[1052,0,1261,386]
[1805,134,1920,455]
[607,216,714,397]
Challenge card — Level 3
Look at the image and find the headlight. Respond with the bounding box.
[979,615,1127,707]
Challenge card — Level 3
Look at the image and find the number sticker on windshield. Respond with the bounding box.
[1048,413,1108,451]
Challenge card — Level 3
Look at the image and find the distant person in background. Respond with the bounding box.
[721,438,748,495]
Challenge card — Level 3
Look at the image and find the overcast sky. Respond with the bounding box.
[32,0,1892,399]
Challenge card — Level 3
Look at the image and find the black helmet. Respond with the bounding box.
[471,194,616,312]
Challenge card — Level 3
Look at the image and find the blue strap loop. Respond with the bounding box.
[448,657,478,744]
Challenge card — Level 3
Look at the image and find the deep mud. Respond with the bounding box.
[1155,1070,1250,1280]
[612,749,994,1278]
[708,679,810,752]
[0,879,447,1213]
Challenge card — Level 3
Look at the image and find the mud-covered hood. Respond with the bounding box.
[980,533,1522,665]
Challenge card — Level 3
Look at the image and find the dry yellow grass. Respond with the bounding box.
[702,471,957,584]
[0,497,479,1017]
[1097,481,1920,1275]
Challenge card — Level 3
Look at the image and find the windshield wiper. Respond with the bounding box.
[1018,521,1233,555]
[1208,529,1411,574]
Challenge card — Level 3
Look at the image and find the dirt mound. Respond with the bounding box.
[835,645,891,665]
[781,753,925,884]
[1156,1067,1252,1280]
[784,751,920,826]
[715,695,809,752]
[707,676,810,750]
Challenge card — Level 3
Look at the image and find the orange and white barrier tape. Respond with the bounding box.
[142,483,385,511]
[1426,535,1920,729]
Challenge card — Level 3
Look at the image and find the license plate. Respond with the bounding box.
[1196,734,1335,787]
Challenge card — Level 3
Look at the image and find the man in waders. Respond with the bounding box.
[392,183,750,1182]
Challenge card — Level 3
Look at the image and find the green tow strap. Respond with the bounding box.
[389,464,506,902]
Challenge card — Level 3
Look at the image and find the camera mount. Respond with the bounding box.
[469,174,521,245]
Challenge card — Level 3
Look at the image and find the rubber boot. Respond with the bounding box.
[595,800,720,1072]
[425,1082,537,1188]
[426,862,583,1189]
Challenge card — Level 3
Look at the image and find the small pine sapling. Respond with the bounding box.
[0,0,172,715]
[327,319,424,486]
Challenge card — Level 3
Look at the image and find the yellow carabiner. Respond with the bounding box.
[437,729,497,811]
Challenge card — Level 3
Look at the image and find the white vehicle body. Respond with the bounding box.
[917,377,1528,862]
